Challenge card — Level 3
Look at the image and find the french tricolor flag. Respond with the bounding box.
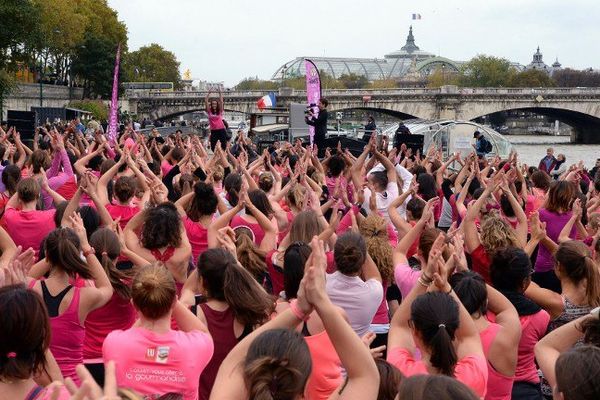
[412,13,422,20]
[257,92,276,110]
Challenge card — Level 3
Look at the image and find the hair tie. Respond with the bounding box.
[269,375,278,395]
[438,324,446,329]
[101,251,108,256]
[6,352,17,358]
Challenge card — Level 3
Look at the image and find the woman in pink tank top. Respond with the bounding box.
[273,242,343,400]
[83,228,150,385]
[387,234,488,398]
[211,237,379,399]
[27,217,114,384]
[180,248,273,400]
[0,285,70,400]
[124,202,192,285]
[228,189,276,247]
[175,182,219,264]
[450,271,521,400]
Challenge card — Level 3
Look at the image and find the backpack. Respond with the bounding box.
[481,137,493,153]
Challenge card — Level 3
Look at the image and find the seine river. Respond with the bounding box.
[507,135,600,168]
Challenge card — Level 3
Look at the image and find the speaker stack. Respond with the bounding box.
[6,110,36,142]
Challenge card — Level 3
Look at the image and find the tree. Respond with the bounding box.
[123,44,182,89]
[459,55,515,87]
[235,78,279,90]
[71,32,119,98]
[367,79,398,89]
[427,67,460,88]
[552,68,600,87]
[338,73,368,89]
[508,69,556,87]
[70,99,108,120]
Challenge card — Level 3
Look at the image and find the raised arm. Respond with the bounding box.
[535,313,596,390]
[464,182,497,253]
[393,198,436,265]
[97,155,125,206]
[207,200,244,248]
[501,182,528,247]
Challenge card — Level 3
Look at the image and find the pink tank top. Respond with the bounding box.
[305,329,343,400]
[48,286,85,383]
[184,216,209,264]
[230,214,265,245]
[480,322,514,400]
[83,292,136,361]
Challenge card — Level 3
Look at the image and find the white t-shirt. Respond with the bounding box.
[326,271,383,337]
[362,181,399,223]
[368,163,413,219]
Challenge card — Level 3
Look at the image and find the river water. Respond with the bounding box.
[506,135,600,169]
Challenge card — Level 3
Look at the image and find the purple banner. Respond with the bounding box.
[107,44,121,145]
[305,59,321,145]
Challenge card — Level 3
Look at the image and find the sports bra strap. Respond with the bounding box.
[24,385,45,400]
[150,247,175,263]
[41,281,73,318]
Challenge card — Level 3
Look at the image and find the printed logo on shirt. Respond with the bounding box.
[155,346,170,364]
[145,347,156,360]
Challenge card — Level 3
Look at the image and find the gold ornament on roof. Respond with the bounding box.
[183,69,192,80]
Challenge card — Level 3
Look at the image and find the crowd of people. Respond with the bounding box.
[0,111,600,400]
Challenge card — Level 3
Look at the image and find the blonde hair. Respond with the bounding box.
[286,184,307,211]
[235,227,267,281]
[212,165,224,182]
[132,263,176,320]
[359,215,394,282]
[480,215,520,256]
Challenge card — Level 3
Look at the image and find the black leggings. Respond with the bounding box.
[84,363,105,387]
[210,129,228,151]
[511,381,542,400]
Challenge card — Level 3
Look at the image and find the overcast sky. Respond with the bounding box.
[108,0,600,86]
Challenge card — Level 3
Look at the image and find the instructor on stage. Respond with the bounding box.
[305,98,329,154]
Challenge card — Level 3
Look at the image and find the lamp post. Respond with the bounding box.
[38,28,61,107]
[38,62,44,107]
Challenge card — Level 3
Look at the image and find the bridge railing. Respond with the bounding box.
[128,87,600,100]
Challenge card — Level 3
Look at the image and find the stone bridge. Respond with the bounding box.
[129,86,600,143]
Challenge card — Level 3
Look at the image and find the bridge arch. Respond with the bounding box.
[467,105,600,144]
[156,108,248,122]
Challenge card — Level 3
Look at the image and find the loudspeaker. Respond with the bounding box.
[7,110,36,141]
[322,136,366,157]
[393,134,424,154]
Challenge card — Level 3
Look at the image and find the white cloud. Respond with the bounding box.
[108,0,600,86]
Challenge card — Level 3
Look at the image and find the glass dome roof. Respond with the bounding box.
[381,119,514,159]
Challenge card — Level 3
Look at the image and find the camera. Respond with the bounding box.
[304,103,316,116]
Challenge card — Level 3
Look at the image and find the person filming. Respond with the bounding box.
[305,98,328,154]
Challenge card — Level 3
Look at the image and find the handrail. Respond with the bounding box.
[128,86,600,100]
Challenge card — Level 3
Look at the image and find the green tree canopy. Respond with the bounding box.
[459,55,515,87]
[508,69,556,87]
[338,73,369,89]
[123,44,181,88]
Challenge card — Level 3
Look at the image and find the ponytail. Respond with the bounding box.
[243,329,311,400]
[556,240,600,307]
[100,253,131,300]
[223,259,273,326]
[429,324,458,376]
[90,228,131,300]
[199,248,273,327]
[235,229,267,282]
[411,292,460,377]
[583,256,600,307]
[45,228,93,279]
[245,356,305,400]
